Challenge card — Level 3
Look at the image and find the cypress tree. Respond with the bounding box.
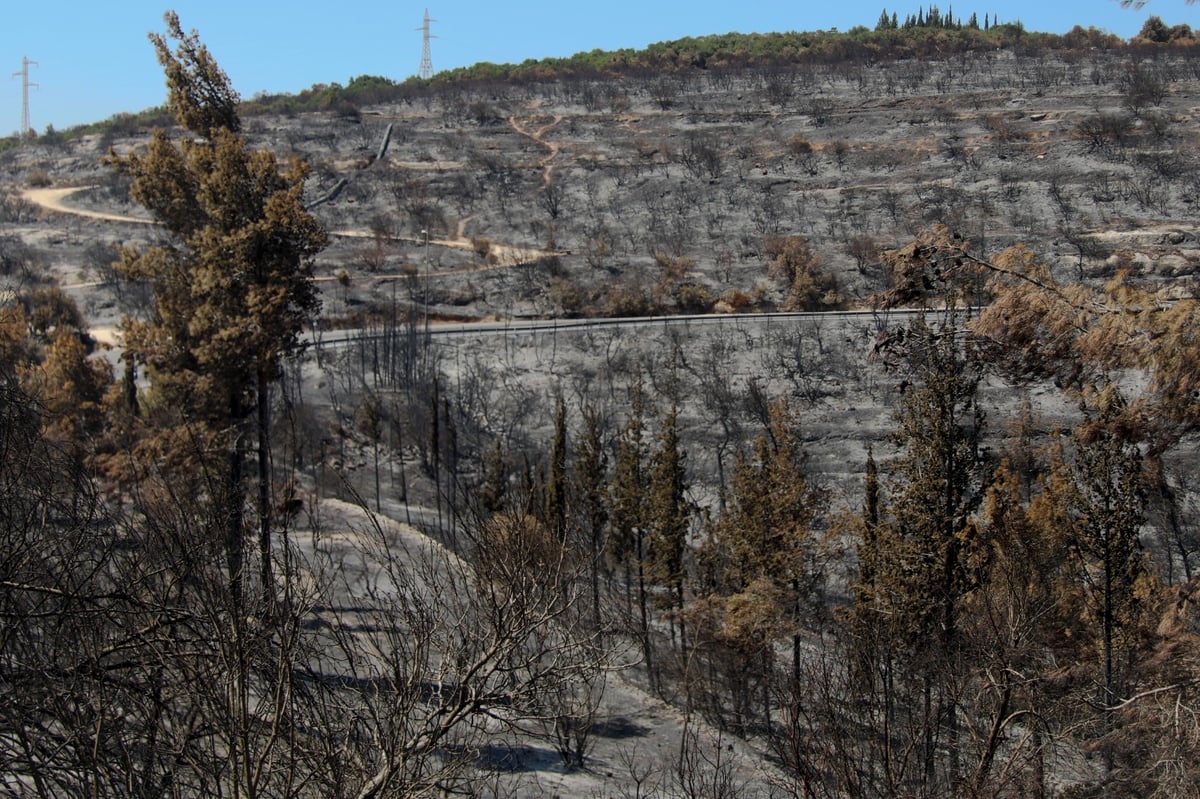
[479,439,508,515]
[545,394,568,540]
[646,402,690,647]
[573,405,609,625]
[609,379,651,667]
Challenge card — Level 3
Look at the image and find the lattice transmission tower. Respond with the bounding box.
[12,56,38,139]
[416,9,437,80]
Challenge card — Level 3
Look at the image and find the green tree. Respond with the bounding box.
[106,12,326,605]
[1136,15,1171,41]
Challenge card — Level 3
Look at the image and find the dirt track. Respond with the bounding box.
[23,185,554,269]
[22,186,152,224]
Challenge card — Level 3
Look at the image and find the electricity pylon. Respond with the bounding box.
[416,9,437,80]
[12,56,38,139]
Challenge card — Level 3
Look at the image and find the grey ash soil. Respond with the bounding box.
[9,47,1200,327]
[3,44,1200,794]
[7,41,1196,604]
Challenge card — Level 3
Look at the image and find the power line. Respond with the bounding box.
[416,9,437,80]
[12,56,38,139]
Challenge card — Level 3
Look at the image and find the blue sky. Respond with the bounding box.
[2,1,1194,137]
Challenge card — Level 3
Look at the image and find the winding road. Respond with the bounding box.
[23,186,154,224]
[22,184,558,270]
[22,103,579,267]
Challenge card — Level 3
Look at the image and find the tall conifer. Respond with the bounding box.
[107,13,326,605]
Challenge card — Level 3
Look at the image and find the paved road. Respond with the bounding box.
[312,307,932,347]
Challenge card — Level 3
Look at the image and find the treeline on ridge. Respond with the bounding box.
[9,8,1193,147]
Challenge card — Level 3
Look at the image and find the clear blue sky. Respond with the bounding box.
[2,1,1193,137]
